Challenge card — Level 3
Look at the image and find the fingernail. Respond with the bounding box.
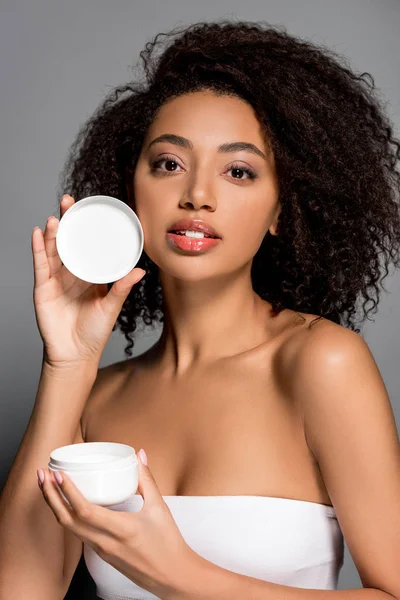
[138,448,147,466]
[54,471,63,485]
[37,469,44,485]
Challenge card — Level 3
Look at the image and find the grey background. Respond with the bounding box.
[1,0,399,596]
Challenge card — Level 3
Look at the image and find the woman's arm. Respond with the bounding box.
[0,359,98,599]
[167,552,399,599]
[164,326,400,600]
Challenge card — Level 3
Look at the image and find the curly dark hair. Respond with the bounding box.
[56,19,400,358]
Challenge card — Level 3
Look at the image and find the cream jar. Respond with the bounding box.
[48,442,138,506]
[55,195,144,284]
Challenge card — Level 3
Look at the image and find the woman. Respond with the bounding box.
[1,19,399,600]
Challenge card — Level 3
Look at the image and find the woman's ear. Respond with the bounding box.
[269,203,281,236]
[269,223,278,236]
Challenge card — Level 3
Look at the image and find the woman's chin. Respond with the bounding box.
[157,262,224,283]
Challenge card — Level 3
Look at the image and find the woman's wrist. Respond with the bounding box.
[41,357,99,381]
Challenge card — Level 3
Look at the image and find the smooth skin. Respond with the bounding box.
[42,90,400,597]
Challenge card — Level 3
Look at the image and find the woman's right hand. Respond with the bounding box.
[32,194,146,370]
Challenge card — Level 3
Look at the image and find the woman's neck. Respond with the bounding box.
[151,271,279,377]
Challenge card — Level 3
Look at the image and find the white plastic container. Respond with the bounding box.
[48,442,138,506]
[55,195,144,284]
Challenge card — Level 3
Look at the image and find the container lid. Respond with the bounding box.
[49,442,138,471]
[56,195,144,284]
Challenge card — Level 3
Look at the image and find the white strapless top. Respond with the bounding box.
[84,494,344,600]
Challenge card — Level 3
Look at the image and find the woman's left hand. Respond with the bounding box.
[37,450,196,597]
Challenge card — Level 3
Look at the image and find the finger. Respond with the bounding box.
[53,471,117,535]
[40,469,76,531]
[57,471,132,558]
[40,470,119,557]
[100,267,146,321]
[136,453,163,508]
[59,194,75,219]
[32,226,50,288]
[44,216,62,277]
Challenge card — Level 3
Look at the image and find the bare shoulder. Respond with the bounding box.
[296,316,371,369]
[278,313,391,449]
[81,357,136,440]
[93,357,132,394]
[278,313,366,373]
[276,314,371,415]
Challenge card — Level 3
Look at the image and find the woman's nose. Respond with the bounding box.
[179,189,217,212]
[179,198,216,211]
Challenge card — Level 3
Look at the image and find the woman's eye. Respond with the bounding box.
[226,165,257,181]
[150,157,257,181]
[151,157,182,173]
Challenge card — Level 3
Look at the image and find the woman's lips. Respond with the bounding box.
[166,232,221,253]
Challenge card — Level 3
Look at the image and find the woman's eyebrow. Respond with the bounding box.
[146,133,267,161]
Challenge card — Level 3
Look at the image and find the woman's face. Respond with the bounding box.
[132,90,280,281]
